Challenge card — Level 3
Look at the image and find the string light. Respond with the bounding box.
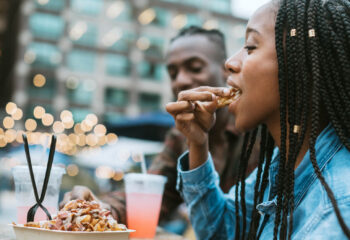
[86,114,98,126]
[86,133,98,147]
[5,129,16,143]
[107,133,118,144]
[74,123,83,134]
[138,8,156,25]
[98,135,107,146]
[16,130,24,143]
[67,164,79,177]
[94,124,107,137]
[33,106,45,119]
[113,171,124,181]
[3,116,15,129]
[6,102,17,115]
[42,113,54,126]
[12,108,23,120]
[33,74,46,87]
[96,166,115,179]
[53,121,64,133]
[0,135,7,147]
[136,37,150,51]
[171,14,187,29]
[25,119,37,131]
[60,110,73,122]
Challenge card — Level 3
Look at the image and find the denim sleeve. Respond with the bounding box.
[176,151,257,240]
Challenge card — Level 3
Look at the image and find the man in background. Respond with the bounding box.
[60,26,258,234]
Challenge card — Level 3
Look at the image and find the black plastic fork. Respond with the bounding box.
[22,134,57,223]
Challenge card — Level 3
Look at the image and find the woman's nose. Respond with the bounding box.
[225,54,241,74]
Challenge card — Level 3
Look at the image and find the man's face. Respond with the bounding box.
[165,35,226,98]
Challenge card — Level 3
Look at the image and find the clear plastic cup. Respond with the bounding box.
[12,165,65,224]
[125,173,167,239]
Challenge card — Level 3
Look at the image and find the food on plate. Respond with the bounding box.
[217,87,241,108]
[22,199,127,232]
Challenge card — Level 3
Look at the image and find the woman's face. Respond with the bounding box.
[225,2,280,133]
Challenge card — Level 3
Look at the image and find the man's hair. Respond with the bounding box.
[231,0,350,240]
[170,26,227,60]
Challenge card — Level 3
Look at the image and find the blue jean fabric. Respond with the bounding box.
[176,125,350,239]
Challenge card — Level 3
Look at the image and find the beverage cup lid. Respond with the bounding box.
[12,165,65,178]
[125,173,167,184]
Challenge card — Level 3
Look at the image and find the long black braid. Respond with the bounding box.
[233,0,350,239]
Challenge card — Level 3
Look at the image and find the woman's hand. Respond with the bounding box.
[166,86,231,169]
[59,185,110,210]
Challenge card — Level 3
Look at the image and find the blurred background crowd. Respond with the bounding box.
[0,0,267,238]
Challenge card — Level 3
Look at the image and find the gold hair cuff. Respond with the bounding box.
[290,29,297,37]
[293,125,301,134]
[308,29,316,37]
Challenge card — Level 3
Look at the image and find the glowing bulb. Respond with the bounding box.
[171,14,187,29]
[37,0,49,5]
[77,134,86,146]
[95,166,115,179]
[16,130,24,143]
[81,120,92,132]
[33,106,45,119]
[68,133,78,144]
[60,110,73,122]
[203,19,218,30]
[0,135,7,147]
[63,120,74,129]
[53,121,64,133]
[5,129,16,143]
[94,124,107,137]
[25,119,37,131]
[42,113,54,126]
[33,74,46,87]
[106,1,125,19]
[3,116,15,129]
[138,8,156,25]
[86,114,98,126]
[98,136,106,146]
[74,123,83,134]
[113,171,124,181]
[12,108,23,120]
[107,133,118,144]
[6,102,17,115]
[136,37,150,51]
[67,164,79,177]
[86,133,98,146]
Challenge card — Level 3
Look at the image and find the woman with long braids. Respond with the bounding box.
[166,0,350,239]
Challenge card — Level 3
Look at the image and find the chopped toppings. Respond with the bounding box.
[24,200,127,232]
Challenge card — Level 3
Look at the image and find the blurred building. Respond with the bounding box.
[2,0,247,131]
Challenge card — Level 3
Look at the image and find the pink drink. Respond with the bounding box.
[126,192,162,238]
[17,206,56,224]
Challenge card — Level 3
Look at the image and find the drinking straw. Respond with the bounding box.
[23,133,57,222]
[140,153,147,174]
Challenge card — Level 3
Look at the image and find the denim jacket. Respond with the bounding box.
[177,125,350,239]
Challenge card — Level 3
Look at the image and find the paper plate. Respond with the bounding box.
[12,224,135,240]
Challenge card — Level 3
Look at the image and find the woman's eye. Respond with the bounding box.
[244,45,256,53]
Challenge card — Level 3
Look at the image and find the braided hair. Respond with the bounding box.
[234,0,350,239]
